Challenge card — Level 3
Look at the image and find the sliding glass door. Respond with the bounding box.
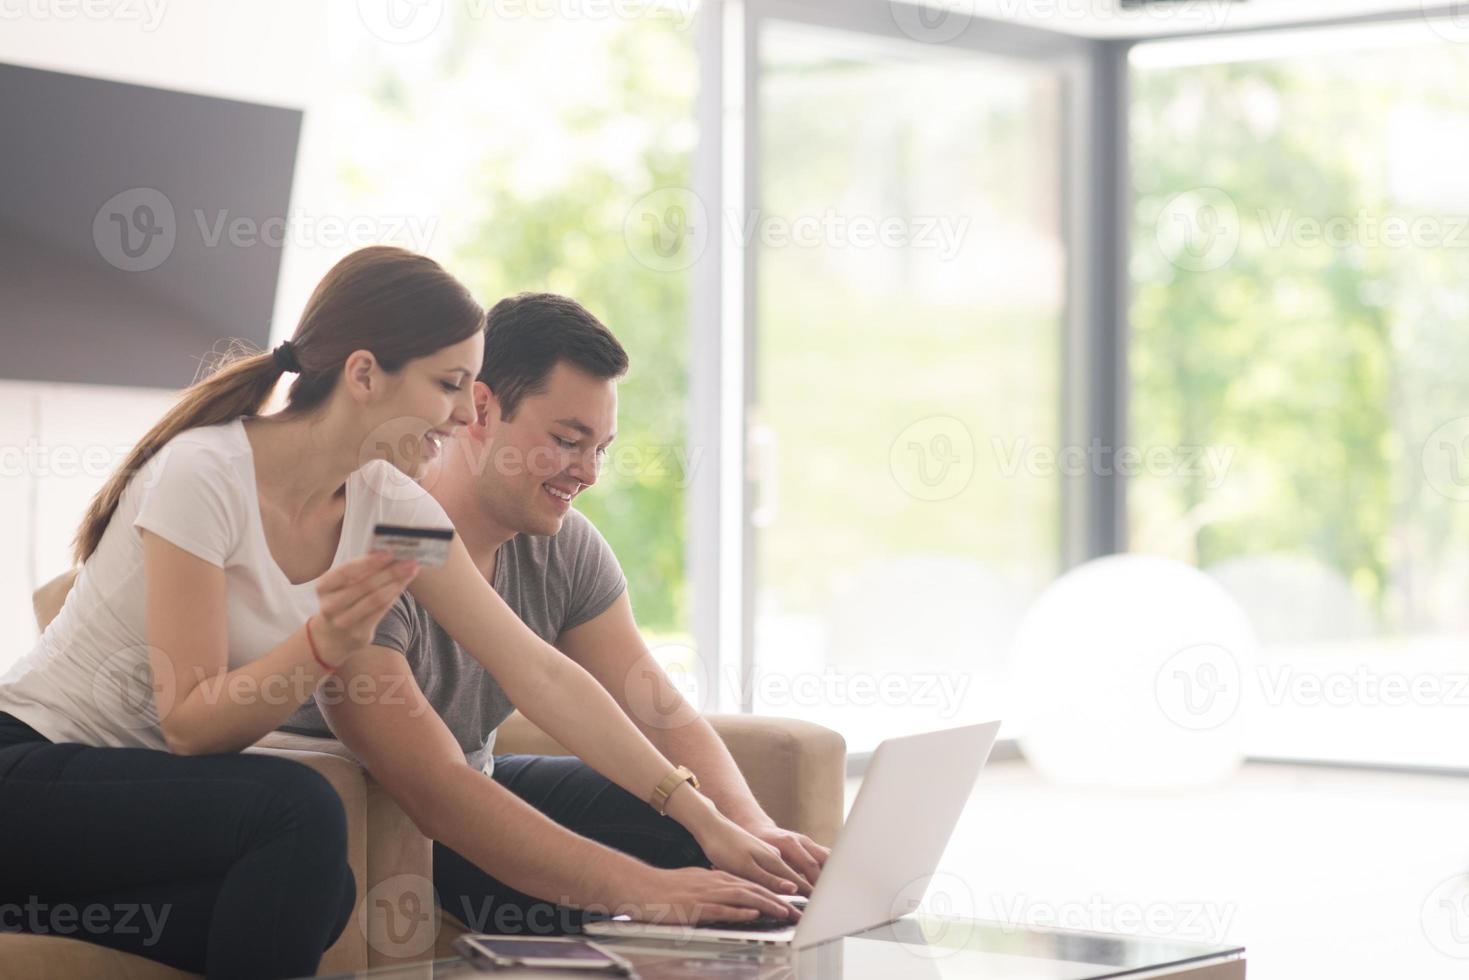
[1130,22,1469,768]
[741,10,1074,752]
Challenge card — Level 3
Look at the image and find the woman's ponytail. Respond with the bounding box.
[72,343,288,564]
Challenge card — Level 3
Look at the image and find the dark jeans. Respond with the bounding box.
[436,753,711,936]
[0,711,356,980]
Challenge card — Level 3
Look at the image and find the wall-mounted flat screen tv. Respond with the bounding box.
[0,62,302,389]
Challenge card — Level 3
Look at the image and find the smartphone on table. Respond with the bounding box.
[451,934,638,975]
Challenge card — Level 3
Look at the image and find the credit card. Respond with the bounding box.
[371,524,454,567]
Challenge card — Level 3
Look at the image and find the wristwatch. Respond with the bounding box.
[649,765,700,816]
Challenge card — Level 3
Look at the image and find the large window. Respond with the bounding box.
[324,5,698,637]
[749,22,1067,752]
[1130,24,1469,766]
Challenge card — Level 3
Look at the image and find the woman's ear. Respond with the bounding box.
[342,349,380,404]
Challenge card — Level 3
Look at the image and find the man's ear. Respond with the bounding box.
[342,349,380,404]
[473,380,503,432]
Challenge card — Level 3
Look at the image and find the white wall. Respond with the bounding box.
[0,2,327,101]
[0,384,179,662]
[0,388,39,661]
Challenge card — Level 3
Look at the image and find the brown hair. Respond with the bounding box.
[479,292,628,420]
[73,246,485,564]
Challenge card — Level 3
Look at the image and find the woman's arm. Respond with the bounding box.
[407,539,808,895]
[143,532,415,754]
[556,593,827,890]
[407,540,702,818]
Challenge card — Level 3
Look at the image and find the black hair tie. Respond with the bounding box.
[272,341,302,374]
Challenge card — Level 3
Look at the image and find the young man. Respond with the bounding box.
[281,293,828,937]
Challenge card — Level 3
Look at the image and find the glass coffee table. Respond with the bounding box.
[316,913,1246,979]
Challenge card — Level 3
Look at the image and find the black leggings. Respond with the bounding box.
[0,711,356,979]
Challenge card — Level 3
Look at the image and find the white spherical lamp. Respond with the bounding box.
[1011,554,1256,787]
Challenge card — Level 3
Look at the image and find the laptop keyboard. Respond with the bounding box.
[705,915,795,932]
[705,897,807,931]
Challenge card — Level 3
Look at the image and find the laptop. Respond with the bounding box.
[582,720,1000,950]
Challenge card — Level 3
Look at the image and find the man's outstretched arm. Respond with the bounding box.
[557,591,831,891]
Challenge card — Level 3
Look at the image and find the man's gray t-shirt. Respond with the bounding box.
[280,508,626,776]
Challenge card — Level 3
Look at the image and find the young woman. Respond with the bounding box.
[0,247,799,979]
[0,246,483,979]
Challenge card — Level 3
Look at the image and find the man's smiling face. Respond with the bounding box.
[476,360,618,537]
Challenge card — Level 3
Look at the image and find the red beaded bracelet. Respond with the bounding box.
[304,616,334,672]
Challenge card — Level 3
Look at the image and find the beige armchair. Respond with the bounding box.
[0,571,846,979]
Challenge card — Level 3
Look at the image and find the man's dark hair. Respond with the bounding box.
[479,293,629,419]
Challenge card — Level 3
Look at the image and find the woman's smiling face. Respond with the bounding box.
[361,331,484,479]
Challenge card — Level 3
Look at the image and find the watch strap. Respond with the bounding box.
[650,765,699,815]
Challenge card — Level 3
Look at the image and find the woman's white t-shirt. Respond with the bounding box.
[0,417,451,750]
